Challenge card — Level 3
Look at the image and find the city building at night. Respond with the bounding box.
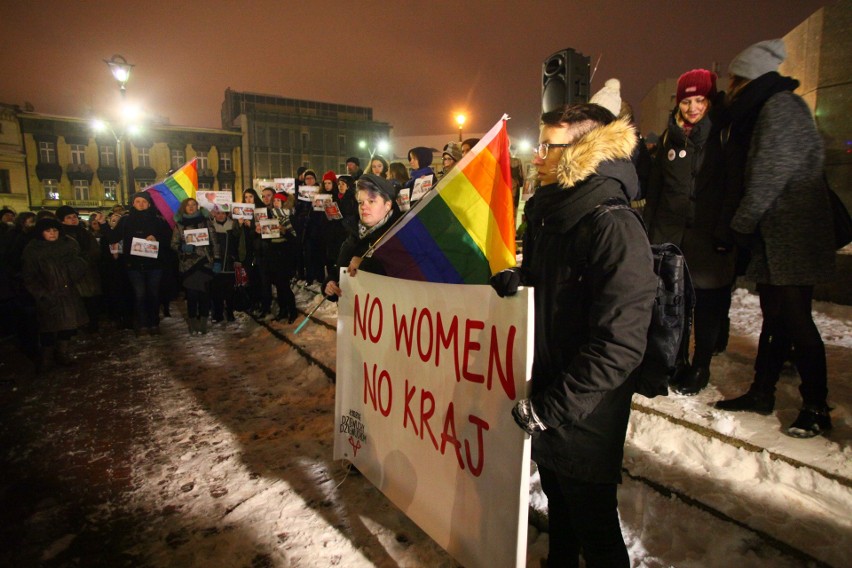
[0,103,28,213]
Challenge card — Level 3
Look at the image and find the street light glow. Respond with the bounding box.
[104,54,134,91]
[91,119,107,133]
[358,140,367,149]
[121,103,141,122]
[455,114,466,126]
[518,139,532,152]
[376,140,390,153]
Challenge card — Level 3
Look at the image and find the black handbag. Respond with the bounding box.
[826,177,852,250]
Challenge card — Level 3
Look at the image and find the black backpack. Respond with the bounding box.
[587,199,695,398]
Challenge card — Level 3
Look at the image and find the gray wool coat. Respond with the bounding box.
[731,91,835,286]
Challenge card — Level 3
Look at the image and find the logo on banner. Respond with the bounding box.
[340,409,366,457]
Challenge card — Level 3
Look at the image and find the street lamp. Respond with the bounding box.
[358,138,391,161]
[104,54,134,98]
[455,114,466,142]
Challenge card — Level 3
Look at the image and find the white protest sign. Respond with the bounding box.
[410,174,434,202]
[274,177,296,194]
[397,188,411,212]
[312,193,333,212]
[130,237,159,258]
[253,208,269,222]
[230,203,255,220]
[334,270,533,568]
[183,227,209,246]
[197,191,232,212]
[299,185,318,202]
[259,218,280,239]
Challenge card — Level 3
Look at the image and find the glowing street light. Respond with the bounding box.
[455,113,466,142]
[359,138,391,161]
[104,54,134,97]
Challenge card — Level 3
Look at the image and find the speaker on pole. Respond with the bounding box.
[541,48,591,113]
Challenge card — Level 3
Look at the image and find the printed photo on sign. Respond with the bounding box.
[298,185,318,202]
[397,188,411,212]
[259,218,280,239]
[411,174,434,202]
[130,237,159,258]
[183,228,209,246]
[109,242,123,256]
[230,203,255,220]
[197,191,232,212]
[254,208,269,222]
[274,177,296,195]
[324,201,343,220]
[253,178,274,192]
[313,193,333,212]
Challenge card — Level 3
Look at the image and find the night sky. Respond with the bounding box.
[0,0,831,146]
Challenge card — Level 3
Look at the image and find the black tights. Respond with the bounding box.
[692,287,732,368]
[752,284,828,407]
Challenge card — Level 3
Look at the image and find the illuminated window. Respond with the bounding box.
[43,179,59,200]
[103,180,117,201]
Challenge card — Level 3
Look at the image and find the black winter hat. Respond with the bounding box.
[408,147,434,168]
[55,205,78,222]
[34,217,63,238]
[346,156,361,167]
[357,173,398,202]
[130,191,154,207]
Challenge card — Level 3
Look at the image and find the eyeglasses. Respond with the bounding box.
[442,156,455,162]
[534,142,572,159]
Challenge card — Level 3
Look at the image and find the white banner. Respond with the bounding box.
[334,270,533,568]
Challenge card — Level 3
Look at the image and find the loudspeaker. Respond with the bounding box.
[541,48,591,113]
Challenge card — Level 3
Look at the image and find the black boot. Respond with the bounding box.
[673,365,710,396]
[714,317,730,355]
[786,405,832,438]
[714,388,775,415]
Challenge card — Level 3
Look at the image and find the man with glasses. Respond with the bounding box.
[491,103,655,568]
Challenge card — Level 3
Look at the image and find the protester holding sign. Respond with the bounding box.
[258,192,298,322]
[404,147,437,206]
[491,104,656,568]
[103,192,172,336]
[324,173,401,301]
[324,174,358,280]
[171,198,220,335]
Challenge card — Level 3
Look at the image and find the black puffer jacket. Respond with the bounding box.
[520,118,656,483]
[22,236,89,333]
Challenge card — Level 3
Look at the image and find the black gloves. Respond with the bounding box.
[490,267,521,297]
[511,399,547,436]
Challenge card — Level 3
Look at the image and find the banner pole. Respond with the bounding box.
[292,296,328,334]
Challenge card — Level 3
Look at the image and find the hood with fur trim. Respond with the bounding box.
[556,118,639,200]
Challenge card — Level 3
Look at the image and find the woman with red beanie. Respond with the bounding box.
[644,68,736,395]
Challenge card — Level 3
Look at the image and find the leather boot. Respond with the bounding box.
[55,340,76,366]
[199,317,208,334]
[714,387,775,415]
[673,365,710,396]
[792,343,829,409]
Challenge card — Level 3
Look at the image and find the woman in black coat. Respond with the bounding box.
[22,218,89,371]
[644,69,735,395]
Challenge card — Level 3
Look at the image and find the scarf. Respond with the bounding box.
[358,209,393,239]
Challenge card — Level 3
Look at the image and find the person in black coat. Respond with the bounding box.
[491,104,656,568]
[103,191,172,335]
[323,174,359,280]
[643,69,736,395]
[324,174,402,301]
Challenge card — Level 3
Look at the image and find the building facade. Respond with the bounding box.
[17,111,242,213]
[221,89,391,186]
[0,104,28,214]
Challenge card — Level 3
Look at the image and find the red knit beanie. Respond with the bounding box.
[273,192,288,204]
[676,69,717,103]
[322,170,337,185]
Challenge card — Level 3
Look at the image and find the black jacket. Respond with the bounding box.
[22,236,89,333]
[104,208,172,271]
[520,118,656,483]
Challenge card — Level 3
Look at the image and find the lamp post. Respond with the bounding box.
[101,54,135,203]
[358,138,391,162]
[455,114,466,142]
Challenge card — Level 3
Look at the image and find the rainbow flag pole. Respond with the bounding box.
[366,115,516,284]
[146,158,198,228]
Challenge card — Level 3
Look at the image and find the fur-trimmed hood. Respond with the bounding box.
[557,118,639,199]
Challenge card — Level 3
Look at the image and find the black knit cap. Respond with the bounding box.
[34,217,62,238]
[55,205,78,221]
[346,156,361,167]
[357,173,398,202]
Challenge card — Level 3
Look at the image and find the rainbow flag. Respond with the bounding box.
[368,116,516,284]
[146,158,198,228]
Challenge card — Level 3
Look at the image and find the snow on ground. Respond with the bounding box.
[3,285,850,566]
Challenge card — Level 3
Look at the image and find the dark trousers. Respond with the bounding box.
[39,329,74,347]
[538,467,629,568]
[211,273,235,320]
[692,286,732,367]
[127,268,163,330]
[265,268,296,318]
[753,284,828,407]
[185,288,210,319]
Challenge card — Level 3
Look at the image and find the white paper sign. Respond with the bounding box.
[411,174,434,202]
[334,271,533,568]
[274,177,296,195]
[197,191,232,212]
[397,188,411,212]
[298,185,319,202]
[254,208,269,222]
[259,218,280,239]
[312,193,333,212]
[324,201,343,220]
[230,203,255,220]
[183,227,209,246]
[130,237,159,258]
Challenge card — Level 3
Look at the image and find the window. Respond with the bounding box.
[43,179,59,200]
[198,182,212,190]
[73,179,90,200]
[39,141,57,164]
[220,150,232,172]
[302,160,310,169]
[220,181,233,191]
[338,163,346,173]
[103,180,117,201]
[170,148,185,169]
[138,147,151,167]
[70,144,87,165]
[196,150,208,170]
[338,134,346,152]
[138,180,153,190]
[301,132,309,148]
[100,145,116,167]
[0,169,10,193]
